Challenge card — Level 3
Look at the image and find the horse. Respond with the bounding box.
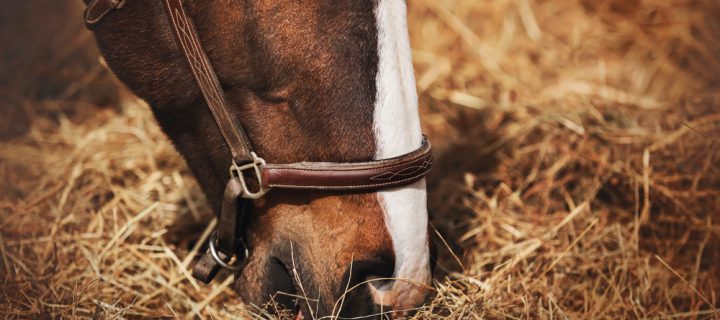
[83,0,433,317]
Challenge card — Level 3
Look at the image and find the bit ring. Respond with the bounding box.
[208,231,248,271]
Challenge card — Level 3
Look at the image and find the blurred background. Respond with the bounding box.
[1,0,719,318]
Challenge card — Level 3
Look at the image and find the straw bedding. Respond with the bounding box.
[1,0,718,318]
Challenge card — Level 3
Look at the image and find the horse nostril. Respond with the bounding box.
[344,253,396,294]
[266,257,297,311]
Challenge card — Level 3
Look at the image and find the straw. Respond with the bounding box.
[2,0,719,318]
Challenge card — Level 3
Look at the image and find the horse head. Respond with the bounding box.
[85,0,432,317]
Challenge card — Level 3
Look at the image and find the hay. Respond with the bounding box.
[1,0,719,318]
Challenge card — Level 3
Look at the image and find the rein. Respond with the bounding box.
[85,0,433,284]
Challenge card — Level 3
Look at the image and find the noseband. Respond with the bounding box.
[85,0,433,284]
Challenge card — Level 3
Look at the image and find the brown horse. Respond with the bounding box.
[85,0,432,317]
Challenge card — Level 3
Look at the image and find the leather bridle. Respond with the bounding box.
[85,0,433,284]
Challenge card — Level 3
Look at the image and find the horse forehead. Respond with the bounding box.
[247,1,378,64]
[198,1,380,164]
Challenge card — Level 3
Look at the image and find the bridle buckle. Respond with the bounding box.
[229,152,269,199]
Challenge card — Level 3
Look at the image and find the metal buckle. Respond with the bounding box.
[208,231,248,271]
[229,152,269,199]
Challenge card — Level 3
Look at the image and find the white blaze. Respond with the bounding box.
[372,0,430,308]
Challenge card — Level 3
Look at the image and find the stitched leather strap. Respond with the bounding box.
[262,137,432,190]
[163,0,255,164]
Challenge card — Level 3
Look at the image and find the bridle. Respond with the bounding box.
[85,0,433,284]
